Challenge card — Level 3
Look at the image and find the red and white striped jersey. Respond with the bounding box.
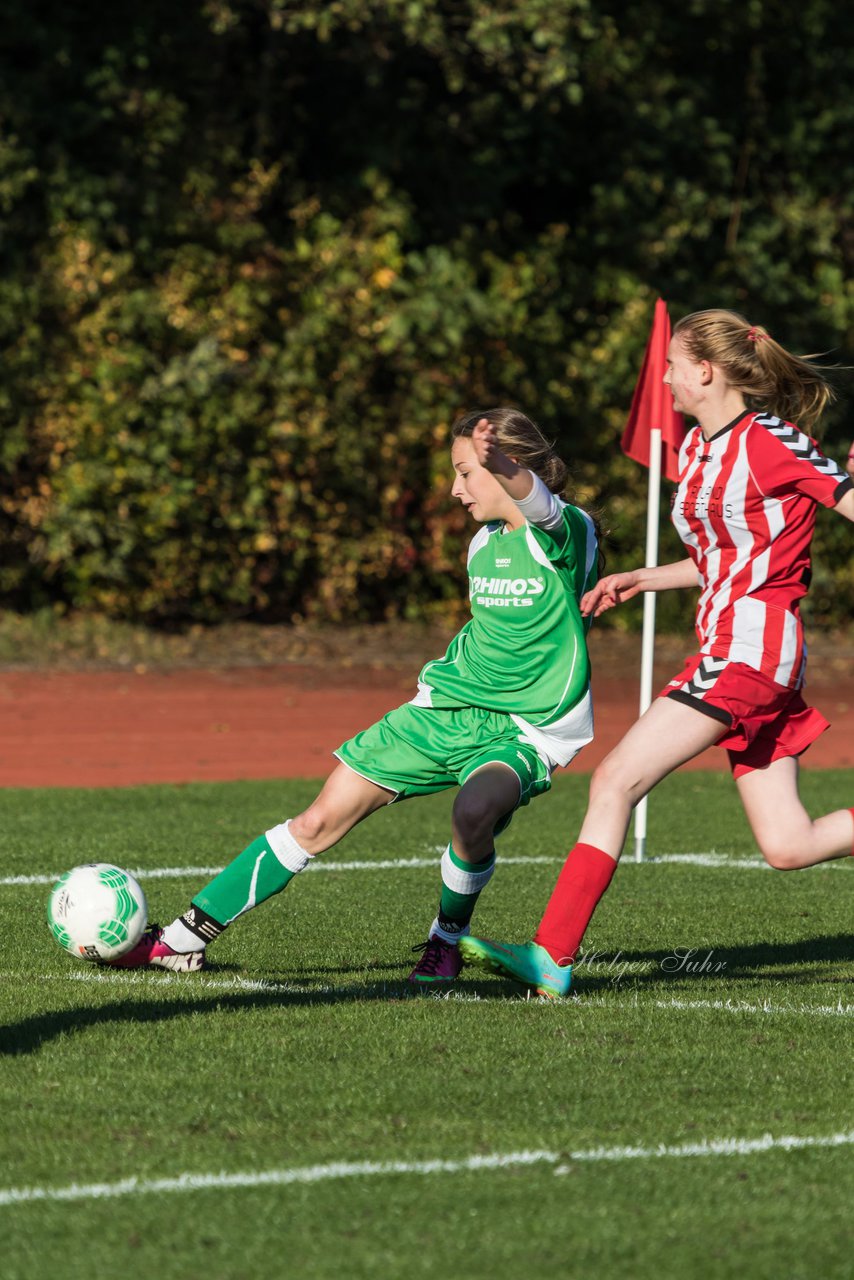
[671,411,851,689]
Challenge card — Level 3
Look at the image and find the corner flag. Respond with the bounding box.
[622,299,686,862]
[621,297,686,483]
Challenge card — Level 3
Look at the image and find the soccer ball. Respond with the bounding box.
[47,863,148,963]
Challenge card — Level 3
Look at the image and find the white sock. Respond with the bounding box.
[162,918,207,953]
[429,916,469,945]
[265,819,313,873]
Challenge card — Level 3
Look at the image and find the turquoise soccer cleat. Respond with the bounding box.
[459,936,571,998]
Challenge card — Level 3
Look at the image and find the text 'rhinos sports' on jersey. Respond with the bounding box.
[412,501,599,766]
[469,575,546,607]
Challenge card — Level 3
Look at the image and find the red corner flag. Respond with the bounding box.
[621,298,686,483]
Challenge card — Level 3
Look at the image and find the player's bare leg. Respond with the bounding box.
[736,756,854,869]
[110,766,393,971]
[462,699,724,996]
[289,764,394,853]
[575,696,727,856]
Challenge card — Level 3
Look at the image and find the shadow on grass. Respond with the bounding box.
[305,961,414,977]
[572,930,854,995]
[4,932,853,1054]
[0,975,501,1055]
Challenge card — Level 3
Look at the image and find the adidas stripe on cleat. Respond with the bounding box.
[106,924,205,972]
[458,936,571,998]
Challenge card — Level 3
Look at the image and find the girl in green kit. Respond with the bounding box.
[110,409,599,984]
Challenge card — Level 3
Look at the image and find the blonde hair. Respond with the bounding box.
[451,406,569,496]
[673,309,834,430]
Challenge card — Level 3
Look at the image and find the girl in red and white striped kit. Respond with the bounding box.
[461,307,854,997]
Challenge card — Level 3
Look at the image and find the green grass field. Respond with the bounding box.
[2,769,854,1278]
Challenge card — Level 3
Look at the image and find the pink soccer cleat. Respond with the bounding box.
[408,934,463,985]
[107,924,205,972]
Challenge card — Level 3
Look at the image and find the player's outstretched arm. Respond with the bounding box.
[470,417,536,502]
[581,559,698,617]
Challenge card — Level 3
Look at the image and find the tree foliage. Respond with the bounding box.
[1,0,851,627]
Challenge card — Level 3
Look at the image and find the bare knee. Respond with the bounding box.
[757,837,801,871]
[589,756,638,807]
[290,803,329,847]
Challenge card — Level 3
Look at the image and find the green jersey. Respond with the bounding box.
[413,497,599,766]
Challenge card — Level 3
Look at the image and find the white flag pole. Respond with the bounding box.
[633,426,662,863]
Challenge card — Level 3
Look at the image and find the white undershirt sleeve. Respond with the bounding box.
[513,470,563,529]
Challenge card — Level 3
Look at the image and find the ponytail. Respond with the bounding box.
[674,309,834,430]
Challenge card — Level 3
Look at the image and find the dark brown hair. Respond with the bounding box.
[451,407,569,496]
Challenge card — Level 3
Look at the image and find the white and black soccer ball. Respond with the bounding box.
[47,863,148,962]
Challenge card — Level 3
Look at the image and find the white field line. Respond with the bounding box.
[2,856,557,887]
[587,994,854,1020]
[0,850,811,888]
[5,969,854,1022]
[0,969,319,994]
[3,1130,854,1207]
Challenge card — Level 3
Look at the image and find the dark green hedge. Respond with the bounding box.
[1,1,851,627]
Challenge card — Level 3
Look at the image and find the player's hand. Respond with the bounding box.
[581,571,643,617]
[471,418,505,472]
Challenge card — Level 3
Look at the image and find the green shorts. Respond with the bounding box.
[334,702,552,833]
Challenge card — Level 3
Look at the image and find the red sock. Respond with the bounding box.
[533,842,618,965]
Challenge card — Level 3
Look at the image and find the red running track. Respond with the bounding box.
[1,663,852,788]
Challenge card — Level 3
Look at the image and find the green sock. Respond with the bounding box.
[193,832,299,926]
[437,843,496,932]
